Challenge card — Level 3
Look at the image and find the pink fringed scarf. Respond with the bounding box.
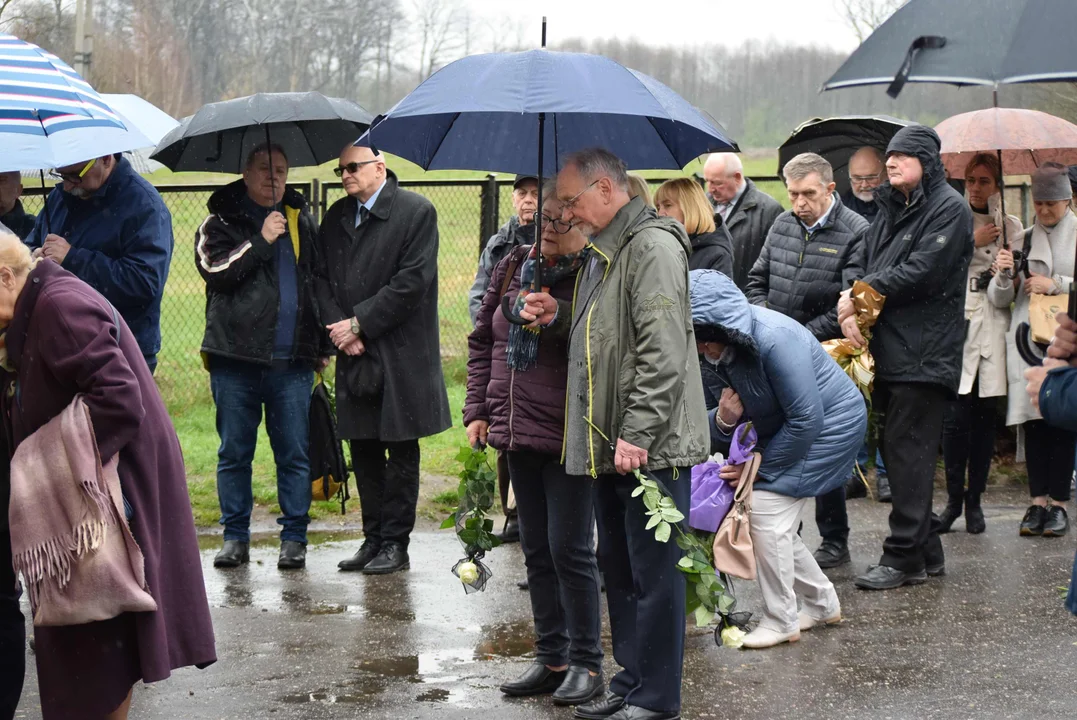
[7,395,156,626]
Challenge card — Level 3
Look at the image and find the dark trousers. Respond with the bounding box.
[0,527,23,720]
[875,382,946,573]
[594,466,689,714]
[506,451,602,671]
[210,357,314,543]
[497,451,516,520]
[1024,420,1077,502]
[350,439,421,548]
[815,485,848,545]
[941,387,997,500]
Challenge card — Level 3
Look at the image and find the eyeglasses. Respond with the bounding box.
[539,213,575,234]
[849,173,884,186]
[562,179,600,209]
[49,158,96,184]
[334,160,380,177]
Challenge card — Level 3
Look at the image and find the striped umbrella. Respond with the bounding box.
[0,33,125,136]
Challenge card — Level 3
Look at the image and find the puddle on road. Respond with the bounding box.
[198,529,366,552]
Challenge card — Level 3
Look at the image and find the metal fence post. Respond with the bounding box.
[310,178,321,222]
[478,173,499,257]
[1019,181,1031,230]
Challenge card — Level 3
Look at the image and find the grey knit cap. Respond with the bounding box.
[1031,165,1072,201]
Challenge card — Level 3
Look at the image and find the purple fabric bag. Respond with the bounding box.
[689,423,758,533]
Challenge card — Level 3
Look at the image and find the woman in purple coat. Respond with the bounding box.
[464,190,603,707]
[0,234,215,719]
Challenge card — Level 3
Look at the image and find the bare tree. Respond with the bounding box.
[411,0,463,81]
[837,0,907,43]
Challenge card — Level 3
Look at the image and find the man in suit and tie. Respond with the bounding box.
[703,153,783,289]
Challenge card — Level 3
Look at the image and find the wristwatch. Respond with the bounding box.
[350,317,361,336]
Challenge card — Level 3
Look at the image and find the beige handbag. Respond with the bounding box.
[1029,292,1069,345]
[712,452,762,581]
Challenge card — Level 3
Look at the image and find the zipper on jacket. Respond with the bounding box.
[508,367,517,450]
[584,246,613,479]
[560,270,585,465]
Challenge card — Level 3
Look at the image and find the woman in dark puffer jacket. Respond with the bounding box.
[656,177,735,277]
[464,191,604,707]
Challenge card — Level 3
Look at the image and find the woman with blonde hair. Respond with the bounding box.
[0,232,215,718]
[938,152,1023,534]
[656,177,735,276]
[626,174,654,208]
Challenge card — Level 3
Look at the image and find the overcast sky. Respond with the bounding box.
[461,0,864,52]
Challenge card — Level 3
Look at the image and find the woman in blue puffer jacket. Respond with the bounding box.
[689,269,866,649]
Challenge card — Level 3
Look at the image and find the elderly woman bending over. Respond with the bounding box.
[0,233,215,719]
[690,269,865,649]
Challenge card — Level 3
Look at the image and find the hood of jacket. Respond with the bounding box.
[877,125,947,210]
[207,179,308,221]
[689,268,758,353]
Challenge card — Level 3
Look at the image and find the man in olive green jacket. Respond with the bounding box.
[523,149,708,720]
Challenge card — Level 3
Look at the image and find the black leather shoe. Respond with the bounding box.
[1043,505,1069,537]
[362,541,410,575]
[277,540,306,570]
[813,541,850,569]
[574,692,625,719]
[338,540,382,571]
[964,494,985,534]
[553,667,605,706]
[926,561,945,577]
[516,578,529,590]
[876,475,892,503]
[1020,505,1048,536]
[498,515,521,544]
[608,705,680,720]
[937,498,962,534]
[500,661,567,697]
[854,564,927,590]
[213,540,250,568]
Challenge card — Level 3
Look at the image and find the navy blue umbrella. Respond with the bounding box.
[360,48,737,323]
[361,49,736,176]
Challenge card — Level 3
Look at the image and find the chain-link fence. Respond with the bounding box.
[17,175,1036,415]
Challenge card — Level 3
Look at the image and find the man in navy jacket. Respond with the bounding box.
[26,154,173,373]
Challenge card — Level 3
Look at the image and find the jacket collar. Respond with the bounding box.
[725,180,758,229]
[344,169,401,224]
[208,178,308,222]
[6,260,61,370]
[591,196,648,257]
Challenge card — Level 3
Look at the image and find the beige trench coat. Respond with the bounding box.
[960,196,1023,397]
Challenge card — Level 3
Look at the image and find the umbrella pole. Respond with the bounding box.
[264,124,279,214]
[38,170,51,236]
[534,111,545,293]
[997,148,1008,250]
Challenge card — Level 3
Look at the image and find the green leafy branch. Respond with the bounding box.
[440,445,502,557]
[585,418,737,629]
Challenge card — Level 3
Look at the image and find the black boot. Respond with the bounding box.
[937,496,963,534]
[964,492,986,534]
[497,514,521,544]
[876,473,892,503]
[362,541,410,575]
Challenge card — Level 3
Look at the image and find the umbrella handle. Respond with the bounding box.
[1015,322,1047,367]
[500,293,533,326]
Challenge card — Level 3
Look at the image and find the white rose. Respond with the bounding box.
[720,625,746,649]
[457,561,479,585]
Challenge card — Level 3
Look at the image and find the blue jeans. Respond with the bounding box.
[210,357,313,544]
[855,440,887,478]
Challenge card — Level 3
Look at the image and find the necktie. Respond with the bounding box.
[358,205,370,226]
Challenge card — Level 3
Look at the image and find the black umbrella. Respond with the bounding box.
[150,92,373,173]
[777,115,912,196]
[822,0,1077,98]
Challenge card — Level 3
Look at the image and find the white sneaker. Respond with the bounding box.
[798,609,842,632]
[740,625,801,649]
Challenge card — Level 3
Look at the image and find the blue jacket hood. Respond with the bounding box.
[689,269,757,352]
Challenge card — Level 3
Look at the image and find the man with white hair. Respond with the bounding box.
[702,153,782,289]
[842,146,887,223]
[522,148,708,720]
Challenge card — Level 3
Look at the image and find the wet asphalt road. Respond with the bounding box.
[13,487,1077,720]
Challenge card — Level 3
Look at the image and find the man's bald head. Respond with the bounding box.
[702,153,744,204]
[339,143,386,202]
